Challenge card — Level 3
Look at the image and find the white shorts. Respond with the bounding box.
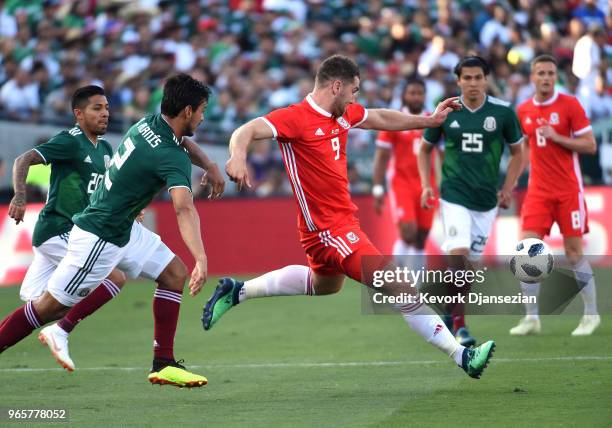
[20,233,70,302]
[47,222,175,306]
[440,199,497,259]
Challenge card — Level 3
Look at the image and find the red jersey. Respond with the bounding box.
[517,91,592,196]
[375,108,435,190]
[262,95,368,232]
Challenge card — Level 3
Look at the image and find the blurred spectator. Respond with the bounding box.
[42,77,79,124]
[0,0,610,190]
[417,35,460,78]
[480,4,512,49]
[572,0,607,29]
[0,66,40,121]
[0,0,17,38]
[572,23,607,117]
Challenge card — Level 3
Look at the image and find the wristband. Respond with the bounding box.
[372,184,384,197]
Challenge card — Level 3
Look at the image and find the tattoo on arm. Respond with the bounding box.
[13,150,44,202]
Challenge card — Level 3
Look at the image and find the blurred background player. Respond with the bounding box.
[0,74,215,388]
[205,55,496,379]
[511,55,600,337]
[419,56,525,347]
[372,77,437,270]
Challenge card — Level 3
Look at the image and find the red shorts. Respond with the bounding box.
[388,182,435,229]
[521,191,589,237]
[299,220,389,284]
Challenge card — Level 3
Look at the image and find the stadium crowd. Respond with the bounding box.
[0,0,610,197]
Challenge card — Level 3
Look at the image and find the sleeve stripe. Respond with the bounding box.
[260,117,278,139]
[33,148,47,165]
[573,125,592,136]
[421,137,435,145]
[508,136,524,145]
[167,185,192,194]
[375,140,392,149]
[352,108,369,128]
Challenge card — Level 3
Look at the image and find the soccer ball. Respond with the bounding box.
[510,238,554,283]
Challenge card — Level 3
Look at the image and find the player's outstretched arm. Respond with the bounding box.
[226,118,274,190]
[170,187,207,296]
[181,138,225,199]
[498,142,525,209]
[8,149,45,224]
[418,140,436,209]
[358,97,461,131]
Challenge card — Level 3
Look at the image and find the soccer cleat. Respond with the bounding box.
[571,314,601,336]
[461,340,495,379]
[455,326,477,347]
[38,324,75,372]
[148,358,207,388]
[202,277,243,331]
[509,316,541,336]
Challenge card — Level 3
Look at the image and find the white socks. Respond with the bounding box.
[520,282,540,318]
[521,257,599,317]
[392,239,413,267]
[239,265,313,303]
[573,258,598,315]
[400,303,465,366]
[392,239,427,270]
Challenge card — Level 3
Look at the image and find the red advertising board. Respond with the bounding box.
[1,187,611,285]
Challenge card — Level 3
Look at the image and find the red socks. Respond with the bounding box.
[0,301,42,353]
[152,288,183,360]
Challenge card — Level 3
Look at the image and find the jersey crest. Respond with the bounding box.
[483,116,496,132]
[549,112,559,124]
[337,117,350,129]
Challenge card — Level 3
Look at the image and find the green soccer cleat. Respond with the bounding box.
[202,277,243,331]
[148,358,207,388]
[461,340,495,379]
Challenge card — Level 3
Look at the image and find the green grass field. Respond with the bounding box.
[0,276,611,427]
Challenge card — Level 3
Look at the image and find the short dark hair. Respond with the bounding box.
[161,74,211,118]
[531,54,558,70]
[454,56,490,78]
[404,76,426,89]
[71,85,105,110]
[315,55,360,87]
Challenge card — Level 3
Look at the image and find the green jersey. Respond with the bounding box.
[32,125,113,247]
[423,96,523,211]
[74,114,192,247]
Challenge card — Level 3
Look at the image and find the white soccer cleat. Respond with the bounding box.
[509,316,541,336]
[38,324,75,372]
[571,315,601,336]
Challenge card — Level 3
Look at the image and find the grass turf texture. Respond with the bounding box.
[0,276,610,427]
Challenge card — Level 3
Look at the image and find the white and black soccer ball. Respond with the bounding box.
[510,238,554,283]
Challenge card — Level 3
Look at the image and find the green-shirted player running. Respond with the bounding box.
[1,75,214,388]
[6,86,127,371]
[418,56,525,347]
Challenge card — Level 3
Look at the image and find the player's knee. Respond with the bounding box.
[314,283,343,295]
[399,223,417,244]
[33,292,69,323]
[158,257,188,290]
[312,275,344,295]
[108,270,127,289]
[565,246,583,265]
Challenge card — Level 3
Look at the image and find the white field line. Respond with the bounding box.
[1,356,611,373]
